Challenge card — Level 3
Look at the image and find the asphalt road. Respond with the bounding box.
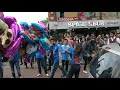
[3,62,89,78]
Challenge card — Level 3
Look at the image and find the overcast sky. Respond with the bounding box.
[3,12,48,24]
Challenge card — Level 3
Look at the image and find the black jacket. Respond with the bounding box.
[83,42,93,57]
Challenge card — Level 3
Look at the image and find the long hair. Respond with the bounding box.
[74,44,83,57]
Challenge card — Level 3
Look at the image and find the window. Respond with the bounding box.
[60,12,64,18]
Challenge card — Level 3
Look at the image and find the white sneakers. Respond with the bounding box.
[11,76,22,78]
[83,70,88,73]
[37,74,42,77]
[37,73,49,77]
[46,74,49,77]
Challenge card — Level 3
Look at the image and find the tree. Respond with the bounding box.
[40,18,48,25]
[40,18,49,30]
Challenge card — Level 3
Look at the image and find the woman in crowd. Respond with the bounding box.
[82,37,93,73]
[66,44,83,78]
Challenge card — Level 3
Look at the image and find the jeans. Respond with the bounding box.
[0,61,3,78]
[50,62,67,78]
[62,60,69,72]
[66,64,81,78]
[36,58,48,74]
[9,60,21,78]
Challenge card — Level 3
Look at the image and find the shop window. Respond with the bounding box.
[60,12,64,18]
[91,12,96,17]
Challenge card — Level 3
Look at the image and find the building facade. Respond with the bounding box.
[48,12,120,36]
[48,12,120,22]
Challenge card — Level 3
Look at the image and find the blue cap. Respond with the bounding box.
[31,23,44,32]
[20,22,29,29]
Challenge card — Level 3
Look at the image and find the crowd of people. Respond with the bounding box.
[0,30,120,78]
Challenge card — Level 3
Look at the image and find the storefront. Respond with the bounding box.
[49,20,120,36]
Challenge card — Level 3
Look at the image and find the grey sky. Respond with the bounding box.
[3,12,48,24]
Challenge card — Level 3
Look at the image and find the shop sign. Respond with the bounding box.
[68,21,105,27]
[57,17,78,21]
[49,20,120,29]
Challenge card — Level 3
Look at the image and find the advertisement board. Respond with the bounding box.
[49,20,120,29]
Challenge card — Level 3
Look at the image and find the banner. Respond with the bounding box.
[49,20,120,29]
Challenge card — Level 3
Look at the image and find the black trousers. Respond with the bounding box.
[83,56,92,71]
[62,60,69,72]
[36,58,48,74]
[20,57,23,64]
[24,62,33,68]
[66,64,81,78]
[48,58,54,70]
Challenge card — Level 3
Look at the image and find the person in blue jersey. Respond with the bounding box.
[57,39,62,46]
[50,38,67,78]
[36,31,49,77]
[9,51,22,78]
[61,39,70,76]
[66,44,83,78]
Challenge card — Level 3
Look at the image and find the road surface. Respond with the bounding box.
[3,62,89,78]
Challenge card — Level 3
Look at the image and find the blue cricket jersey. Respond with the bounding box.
[61,45,70,60]
[53,44,62,62]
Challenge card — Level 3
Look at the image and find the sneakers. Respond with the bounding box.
[83,70,87,73]
[46,74,49,77]
[19,76,22,78]
[37,74,42,77]
[37,74,49,77]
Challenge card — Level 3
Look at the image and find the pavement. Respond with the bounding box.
[3,62,89,78]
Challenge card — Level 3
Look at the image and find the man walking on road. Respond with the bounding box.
[50,38,67,78]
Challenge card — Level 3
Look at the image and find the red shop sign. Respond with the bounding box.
[57,17,78,21]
